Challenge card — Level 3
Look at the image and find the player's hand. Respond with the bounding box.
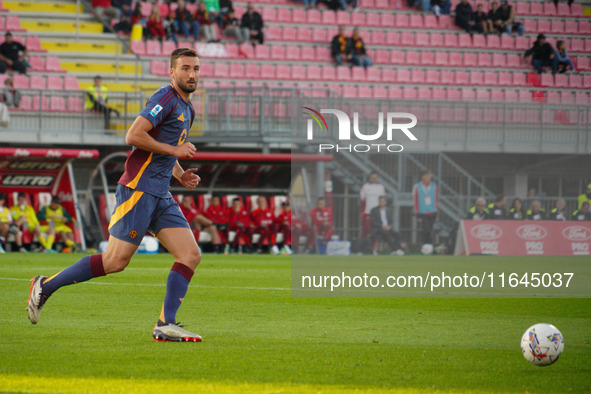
[180,168,201,190]
[174,142,196,159]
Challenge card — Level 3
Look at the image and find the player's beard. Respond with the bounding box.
[176,77,197,94]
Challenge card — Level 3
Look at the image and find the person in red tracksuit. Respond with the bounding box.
[274,200,293,255]
[227,198,252,254]
[250,196,277,254]
[203,196,229,252]
[179,195,222,252]
[310,197,335,254]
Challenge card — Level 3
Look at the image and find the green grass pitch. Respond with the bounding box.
[1,253,590,393]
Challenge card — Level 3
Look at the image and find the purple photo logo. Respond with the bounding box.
[303,107,418,153]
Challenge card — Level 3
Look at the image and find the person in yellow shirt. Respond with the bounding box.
[10,192,51,252]
[0,192,26,253]
[577,183,591,210]
[38,196,76,252]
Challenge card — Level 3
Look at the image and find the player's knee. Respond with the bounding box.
[184,247,201,269]
[102,254,131,274]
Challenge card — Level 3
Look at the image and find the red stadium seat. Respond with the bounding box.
[477,53,491,67]
[265,25,281,41]
[375,0,389,8]
[276,64,290,79]
[415,32,428,46]
[529,2,543,15]
[352,67,366,82]
[322,10,336,24]
[130,40,146,55]
[380,12,393,27]
[214,62,229,78]
[286,45,301,61]
[429,32,443,47]
[540,73,554,87]
[420,51,434,65]
[512,72,525,86]
[455,70,468,85]
[550,20,563,34]
[406,50,419,64]
[395,13,409,27]
[565,20,578,34]
[579,20,591,35]
[26,36,43,52]
[13,74,28,88]
[390,49,404,64]
[292,8,306,23]
[162,40,176,55]
[403,86,417,99]
[146,40,162,56]
[497,71,511,86]
[230,63,244,78]
[30,75,46,90]
[245,64,259,79]
[367,67,380,82]
[463,52,476,67]
[255,45,270,60]
[426,69,439,84]
[336,66,351,81]
[28,55,44,71]
[418,87,431,98]
[486,34,500,49]
[458,33,471,48]
[543,2,556,15]
[150,59,165,76]
[281,26,295,41]
[261,7,276,22]
[307,9,321,24]
[277,8,291,23]
[315,46,331,62]
[577,56,590,71]
[375,49,389,64]
[301,46,315,61]
[444,33,458,47]
[583,74,591,88]
[336,10,350,25]
[566,73,581,89]
[411,69,424,84]
[370,30,385,45]
[373,85,387,98]
[386,31,399,46]
[307,64,321,80]
[424,14,437,29]
[472,34,485,49]
[410,14,423,28]
[449,52,462,66]
[296,27,311,42]
[47,75,63,90]
[270,45,285,60]
[387,86,401,98]
[571,3,583,16]
[50,96,66,112]
[312,27,327,42]
[500,35,514,49]
[440,69,453,84]
[5,15,22,31]
[438,14,451,29]
[352,11,366,26]
[400,31,414,46]
[492,53,505,67]
[537,19,550,33]
[469,70,483,85]
[515,35,528,50]
[434,51,448,66]
[342,86,357,98]
[382,68,396,83]
[292,64,306,80]
[483,71,497,86]
[515,2,529,15]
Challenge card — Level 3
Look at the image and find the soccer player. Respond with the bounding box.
[27,48,204,342]
[11,192,48,252]
[203,195,230,252]
[310,197,334,254]
[275,200,292,255]
[250,196,277,254]
[37,196,77,252]
[227,197,252,254]
[179,195,221,252]
[0,192,25,253]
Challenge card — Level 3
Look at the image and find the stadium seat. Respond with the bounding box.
[375,0,389,8]
[245,64,259,79]
[449,52,462,66]
[409,14,423,28]
[577,56,590,71]
[497,71,511,86]
[336,10,350,25]
[515,35,528,50]
[440,69,453,84]
[130,40,146,56]
[583,74,591,89]
[472,34,485,49]
[506,53,521,68]
[50,96,66,112]
[424,14,437,29]
[418,87,430,98]
[277,8,291,23]
[395,13,409,28]
[265,25,281,41]
[5,15,22,31]
[469,71,483,85]
[411,69,424,84]
[296,27,311,42]
[415,32,429,47]
[352,67,366,82]
[373,85,387,98]
[579,20,591,35]
[292,64,306,80]
[550,20,563,34]
[12,74,28,89]
[342,86,357,98]
[66,95,83,112]
[352,11,366,26]
[429,32,443,47]
[162,41,176,55]
[567,73,581,89]
[307,9,321,24]
[426,69,438,84]
[515,2,529,15]
[63,76,79,91]
[146,40,162,56]
[261,7,276,22]
[500,35,514,50]
[420,51,434,65]
[388,86,402,98]
[477,53,491,67]
[322,10,336,25]
[150,59,165,76]
[367,67,380,82]
[381,68,396,83]
[301,46,315,61]
[380,12,393,27]
[455,70,468,85]
[269,45,283,60]
[375,49,389,64]
[276,64,290,79]
[370,30,385,45]
[522,19,536,34]
[390,49,404,64]
[483,71,497,86]
[214,62,229,78]
[403,86,417,99]
[281,26,295,41]
[486,34,500,49]
[458,33,471,48]
[312,27,327,43]
[564,20,578,34]
[537,19,550,33]
[540,73,554,87]
[543,2,556,15]
[397,68,410,83]
[571,3,583,16]
[28,55,44,71]
[306,64,321,80]
[444,33,458,47]
[492,53,505,67]
[386,31,399,46]
[30,75,45,90]
[47,75,63,90]
[401,31,414,46]
[336,66,351,81]
[438,14,451,29]
[292,8,306,24]
[585,38,591,52]
[315,46,331,62]
[463,52,476,67]
[406,50,419,65]
[434,51,448,66]
[26,35,43,52]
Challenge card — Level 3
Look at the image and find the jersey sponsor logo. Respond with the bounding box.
[470,224,503,240]
[149,104,163,117]
[516,224,548,240]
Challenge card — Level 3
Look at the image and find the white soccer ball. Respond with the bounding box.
[520,323,564,366]
[420,243,434,255]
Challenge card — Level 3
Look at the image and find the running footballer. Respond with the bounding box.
[27,48,204,342]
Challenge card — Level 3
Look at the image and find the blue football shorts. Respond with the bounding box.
[108,184,190,245]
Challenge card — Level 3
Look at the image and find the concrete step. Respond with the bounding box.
[41,40,119,54]
[2,1,82,14]
[21,19,103,34]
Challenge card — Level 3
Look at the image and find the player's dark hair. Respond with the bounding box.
[495,194,505,203]
[170,48,198,69]
[17,191,26,198]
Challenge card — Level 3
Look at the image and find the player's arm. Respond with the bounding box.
[172,160,200,190]
[126,116,196,159]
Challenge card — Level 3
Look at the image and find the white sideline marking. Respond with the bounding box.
[0,276,290,291]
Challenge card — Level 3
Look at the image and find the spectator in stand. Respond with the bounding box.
[472,4,487,34]
[241,3,264,47]
[412,170,438,245]
[508,197,525,220]
[275,201,292,255]
[218,0,234,26]
[112,0,132,19]
[300,0,317,9]
[179,195,222,253]
[370,196,405,256]
[496,1,524,36]
[360,172,386,234]
[195,2,219,43]
[350,27,372,69]
[577,183,591,209]
[91,0,121,27]
[223,10,249,45]
[163,12,179,45]
[85,75,119,130]
[432,0,451,16]
[0,192,26,253]
[526,199,546,220]
[487,195,507,219]
[203,196,230,250]
[553,0,573,7]
[454,0,475,34]
[0,102,9,128]
[130,2,143,26]
[176,0,200,41]
[524,34,557,74]
[250,196,277,254]
[310,197,334,254]
[466,197,489,220]
[331,25,351,67]
[486,1,502,34]
[0,32,27,74]
[113,2,133,34]
[555,40,576,74]
[572,201,591,221]
[38,196,76,253]
[227,198,252,254]
[10,192,49,252]
[146,5,166,41]
[549,198,567,220]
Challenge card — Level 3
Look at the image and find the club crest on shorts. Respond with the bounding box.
[129,229,139,239]
[149,104,163,117]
